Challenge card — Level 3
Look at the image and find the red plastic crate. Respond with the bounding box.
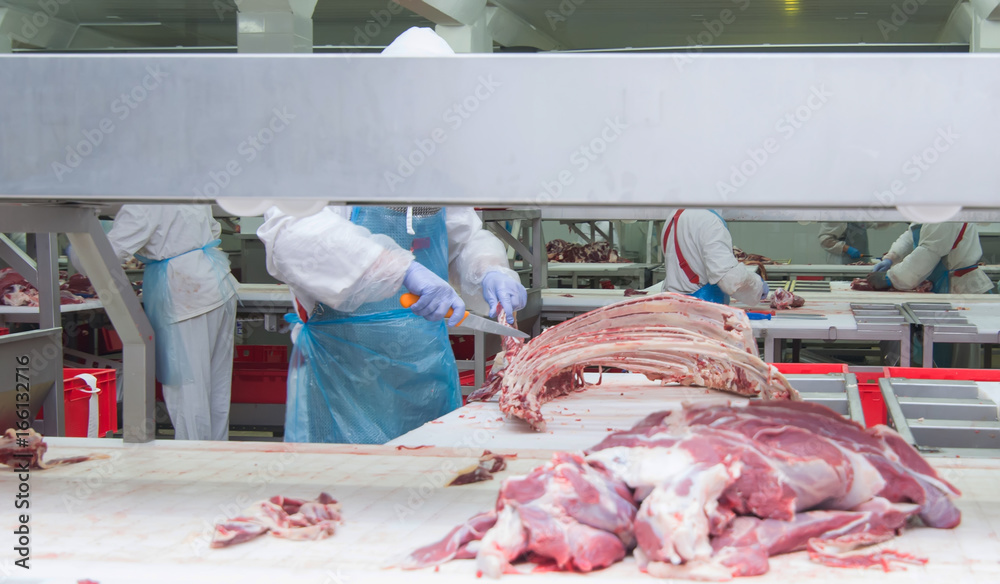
[795,276,825,281]
[771,363,848,375]
[231,364,288,404]
[234,345,288,364]
[38,369,118,437]
[850,367,889,428]
[0,327,9,336]
[100,328,123,353]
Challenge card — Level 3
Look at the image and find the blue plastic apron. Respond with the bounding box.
[283,207,461,444]
[136,239,234,387]
[664,210,730,305]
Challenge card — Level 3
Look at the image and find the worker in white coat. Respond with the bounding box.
[257,28,527,445]
[817,222,892,265]
[866,222,992,294]
[867,222,993,367]
[661,209,768,306]
[69,205,238,440]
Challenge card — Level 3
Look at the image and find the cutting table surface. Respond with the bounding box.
[14,429,1000,583]
[12,375,1000,583]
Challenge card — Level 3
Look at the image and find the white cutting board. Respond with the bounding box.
[8,438,1000,584]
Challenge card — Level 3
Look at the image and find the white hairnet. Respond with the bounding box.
[381,27,455,56]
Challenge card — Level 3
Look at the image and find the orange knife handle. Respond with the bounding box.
[399,293,469,326]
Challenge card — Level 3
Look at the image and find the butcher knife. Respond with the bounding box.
[745,310,827,320]
[400,293,530,339]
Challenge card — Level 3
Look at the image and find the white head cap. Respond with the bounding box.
[381,27,455,56]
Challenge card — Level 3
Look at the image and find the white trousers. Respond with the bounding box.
[161,299,236,440]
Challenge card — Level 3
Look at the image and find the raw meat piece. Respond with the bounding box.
[545,239,630,263]
[449,450,508,486]
[770,289,805,310]
[66,274,96,296]
[1,428,109,469]
[406,402,958,580]
[210,493,342,548]
[469,293,798,430]
[401,452,637,577]
[732,247,776,264]
[623,288,647,296]
[851,278,934,293]
[0,268,91,306]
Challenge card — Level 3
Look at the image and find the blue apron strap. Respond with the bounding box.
[708,209,728,230]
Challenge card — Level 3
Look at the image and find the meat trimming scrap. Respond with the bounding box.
[401,401,960,579]
[211,493,343,548]
[469,293,798,430]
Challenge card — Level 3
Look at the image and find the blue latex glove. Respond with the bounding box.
[759,279,770,301]
[845,246,862,260]
[872,258,893,272]
[402,262,466,326]
[482,271,527,325]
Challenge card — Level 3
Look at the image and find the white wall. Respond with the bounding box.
[726,222,909,264]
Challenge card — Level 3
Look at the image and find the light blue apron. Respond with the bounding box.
[136,239,234,387]
[283,207,461,444]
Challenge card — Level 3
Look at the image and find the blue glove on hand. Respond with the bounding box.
[760,279,770,301]
[482,271,527,325]
[402,262,466,327]
[872,258,893,272]
[845,246,862,260]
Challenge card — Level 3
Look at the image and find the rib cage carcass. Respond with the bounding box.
[469,293,798,430]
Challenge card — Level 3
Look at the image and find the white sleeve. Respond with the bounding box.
[884,228,915,263]
[887,223,959,291]
[256,207,414,313]
[106,205,159,262]
[445,207,517,302]
[817,223,847,254]
[700,216,763,306]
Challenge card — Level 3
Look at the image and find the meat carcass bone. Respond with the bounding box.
[403,401,960,580]
[469,293,798,430]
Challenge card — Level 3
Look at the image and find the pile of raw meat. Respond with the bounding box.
[546,240,630,263]
[732,247,778,280]
[851,278,934,293]
[770,289,805,310]
[0,268,94,307]
[401,401,960,580]
[211,493,343,548]
[469,293,798,430]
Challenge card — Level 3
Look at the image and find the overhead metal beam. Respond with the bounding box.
[1,54,1000,217]
[486,4,559,50]
[395,0,486,26]
[0,4,139,50]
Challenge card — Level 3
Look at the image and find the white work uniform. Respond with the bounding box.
[660,209,764,306]
[818,222,890,265]
[257,205,517,323]
[884,223,993,294]
[107,205,238,440]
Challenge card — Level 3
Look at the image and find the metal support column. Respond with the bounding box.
[36,234,63,435]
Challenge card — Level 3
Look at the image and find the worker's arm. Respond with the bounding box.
[105,205,162,262]
[257,207,414,313]
[700,218,764,306]
[444,207,520,303]
[817,222,849,255]
[886,223,961,291]
[883,228,915,264]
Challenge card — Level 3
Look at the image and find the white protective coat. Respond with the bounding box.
[660,209,764,306]
[818,222,892,265]
[884,223,993,294]
[106,205,238,440]
[257,206,517,318]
